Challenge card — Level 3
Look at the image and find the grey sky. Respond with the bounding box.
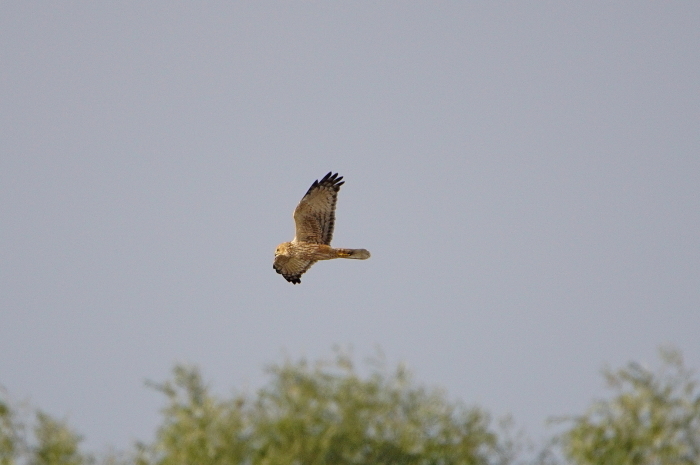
[1,2,699,453]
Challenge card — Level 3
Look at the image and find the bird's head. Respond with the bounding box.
[274,242,291,257]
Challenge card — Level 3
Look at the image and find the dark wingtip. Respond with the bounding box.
[324,172,343,190]
[305,172,344,195]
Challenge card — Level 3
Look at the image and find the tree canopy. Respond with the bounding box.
[558,347,700,465]
[136,352,504,465]
[2,347,699,465]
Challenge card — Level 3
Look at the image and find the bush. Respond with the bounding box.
[138,352,504,465]
[558,348,700,465]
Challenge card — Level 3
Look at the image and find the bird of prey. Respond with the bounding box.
[273,172,370,284]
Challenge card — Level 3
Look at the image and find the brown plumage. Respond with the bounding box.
[273,172,370,284]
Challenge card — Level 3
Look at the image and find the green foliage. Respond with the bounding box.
[135,365,247,465]
[0,392,89,465]
[252,353,498,465]
[30,412,89,465]
[4,347,700,465]
[139,353,503,465]
[558,347,700,465]
[0,396,19,465]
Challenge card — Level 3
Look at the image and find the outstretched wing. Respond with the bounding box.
[293,172,344,245]
[273,255,316,284]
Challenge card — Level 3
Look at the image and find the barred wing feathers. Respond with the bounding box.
[292,172,344,245]
[273,256,316,285]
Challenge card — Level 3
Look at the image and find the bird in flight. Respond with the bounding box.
[273,172,370,284]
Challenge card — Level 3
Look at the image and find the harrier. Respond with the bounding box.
[273,172,370,284]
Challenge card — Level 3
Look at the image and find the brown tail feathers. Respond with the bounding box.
[336,248,371,260]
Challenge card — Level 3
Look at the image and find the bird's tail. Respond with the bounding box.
[336,248,371,260]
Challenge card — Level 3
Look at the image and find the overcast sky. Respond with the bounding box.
[1,2,699,454]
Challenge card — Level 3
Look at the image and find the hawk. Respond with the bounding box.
[274,172,370,284]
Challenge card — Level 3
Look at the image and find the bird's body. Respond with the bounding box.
[273,172,370,284]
